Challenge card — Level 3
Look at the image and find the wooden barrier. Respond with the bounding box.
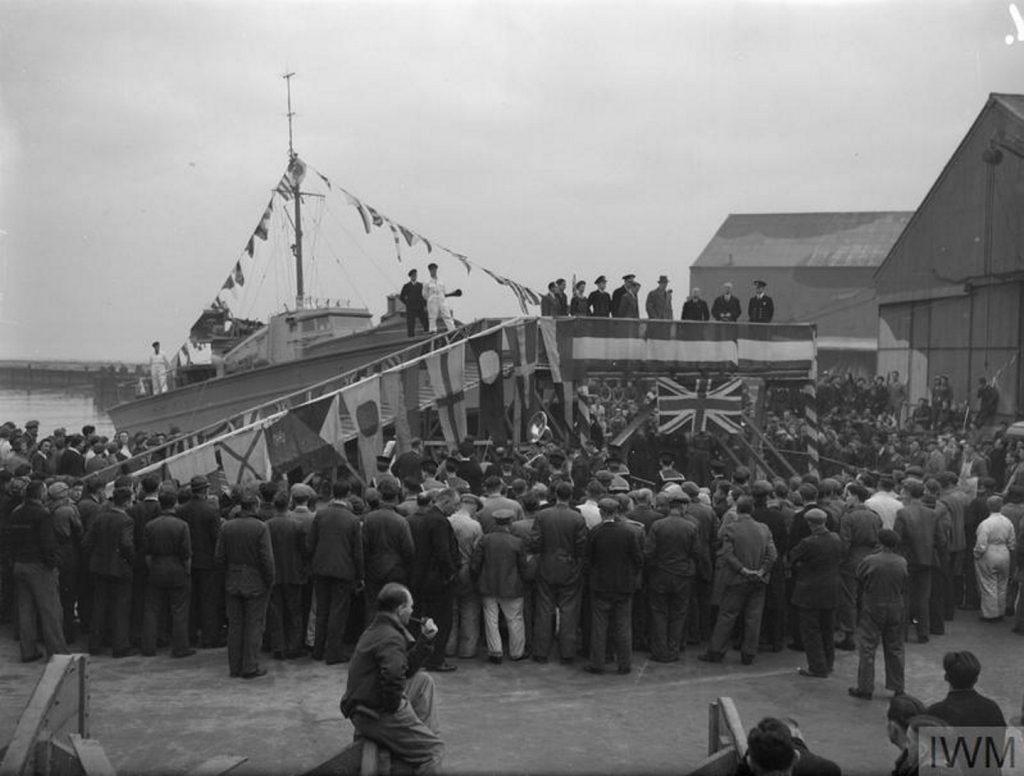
[688,697,747,776]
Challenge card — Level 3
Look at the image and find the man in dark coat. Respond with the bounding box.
[790,508,843,678]
[587,275,612,317]
[9,479,69,660]
[362,477,415,616]
[584,498,643,674]
[392,438,425,485]
[470,507,529,662]
[266,489,306,659]
[699,496,776,665]
[308,480,364,664]
[399,268,428,338]
[407,489,459,672]
[836,483,882,651]
[752,481,788,652]
[215,485,275,679]
[710,282,742,322]
[680,288,711,321]
[83,485,136,657]
[747,279,775,323]
[179,475,223,648]
[529,481,588,663]
[340,583,444,773]
[893,478,945,643]
[849,529,907,700]
[611,274,635,318]
[644,491,702,662]
[128,474,162,648]
[141,487,193,657]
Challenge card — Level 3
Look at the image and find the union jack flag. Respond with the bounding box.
[656,377,744,434]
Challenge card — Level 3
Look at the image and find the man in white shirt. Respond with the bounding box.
[577,480,604,530]
[424,263,455,333]
[149,341,170,394]
[865,474,903,531]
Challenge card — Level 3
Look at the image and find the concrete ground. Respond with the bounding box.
[2,614,1022,776]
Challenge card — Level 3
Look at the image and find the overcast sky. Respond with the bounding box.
[1,0,1021,362]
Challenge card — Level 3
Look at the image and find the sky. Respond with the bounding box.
[0,0,1022,363]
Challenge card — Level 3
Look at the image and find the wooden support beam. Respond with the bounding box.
[69,735,116,776]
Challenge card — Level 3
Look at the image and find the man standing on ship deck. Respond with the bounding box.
[149,341,170,394]
[424,263,455,333]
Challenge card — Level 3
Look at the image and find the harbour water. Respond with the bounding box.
[0,387,116,437]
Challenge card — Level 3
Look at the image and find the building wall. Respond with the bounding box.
[878,282,1022,417]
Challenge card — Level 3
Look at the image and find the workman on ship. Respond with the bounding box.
[424,263,456,334]
[149,341,170,395]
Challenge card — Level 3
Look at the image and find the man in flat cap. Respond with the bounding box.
[471,507,529,663]
[681,287,710,322]
[611,274,635,319]
[748,280,775,323]
[790,508,843,678]
[711,282,742,322]
[399,268,428,338]
[180,474,223,648]
[584,497,643,674]
[588,276,612,317]
[645,275,673,320]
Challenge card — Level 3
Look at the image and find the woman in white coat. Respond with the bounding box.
[974,495,1016,621]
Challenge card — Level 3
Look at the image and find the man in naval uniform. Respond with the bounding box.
[748,280,775,323]
[400,269,428,338]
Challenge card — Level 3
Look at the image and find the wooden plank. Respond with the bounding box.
[717,698,747,761]
[687,745,738,776]
[185,754,248,776]
[706,700,719,757]
[69,735,116,776]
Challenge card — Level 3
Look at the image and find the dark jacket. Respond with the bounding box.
[362,505,415,585]
[267,513,305,586]
[215,513,275,596]
[747,294,774,323]
[143,511,191,588]
[790,528,843,609]
[856,548,908,609]
[340,611,434,717]
[839,506,882,571]
[407,506,458,595]
[309,502,364,582]
[680,298,710,321]
[179,495,221,570]
[719,514,777,587]
[83,504,134,579]
[471,526,528,598]
[588,289,612,317]
[586,519,643,595]
[927,689,1007,728]
[894,501,945,567]
[8,499,59,567]
[399,280,426,311]
[711,294,741,322]
[129,498,161,573]
[529,504,588,585]
[644,512,702,578]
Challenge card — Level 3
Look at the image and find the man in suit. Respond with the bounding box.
[849,529,907,700]
[680,288,710,321]
[215,485,275,679]
[266,489,305,659]
[748,279,775,323]
[790,508,843,678]
[584,497,643,675]
[308,480,364,664]
[554,278,570,315]
[587,275,612,317]
[645,275,673,319]
[893,478,946,643]
[699,496,777,666]
[83,485,136,657]
[644,491,702,662]
[362,477,416,617]
[529,481,588,663]
[611,274,635,318]
[540,281,559,316]
[392,438,424,485]
[141,487,193,658]
[179,475,223,648]
[399,268,428,338]
[711,282,742,322]
[128,475,162,649]
[752,481,788,652]
[407,489,460,672]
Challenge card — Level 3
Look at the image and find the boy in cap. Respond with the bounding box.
[748,280,774,323]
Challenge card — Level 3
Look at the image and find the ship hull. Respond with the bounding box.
[108,327,423,435]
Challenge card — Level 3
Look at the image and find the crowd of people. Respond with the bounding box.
[3,413,1023,774]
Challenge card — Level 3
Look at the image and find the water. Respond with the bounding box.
[0,387,116,437]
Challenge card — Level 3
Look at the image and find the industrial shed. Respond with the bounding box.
[875,93,1024,420]
[690,211,912,375]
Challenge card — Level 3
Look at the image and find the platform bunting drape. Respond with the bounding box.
[425,342,468,447]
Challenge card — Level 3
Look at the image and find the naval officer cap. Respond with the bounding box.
[595,275,607,284]
[754,279,767,288]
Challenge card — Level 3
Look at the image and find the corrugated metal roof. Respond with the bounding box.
[693,211,913,269]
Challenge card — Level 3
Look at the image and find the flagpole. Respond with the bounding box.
[284,71,304,309]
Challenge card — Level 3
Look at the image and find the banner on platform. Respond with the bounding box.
[470,329,507,444]
[426,342,467,447]
[217,426,271,485]
[657,377,743,435]
[341,376,384,478]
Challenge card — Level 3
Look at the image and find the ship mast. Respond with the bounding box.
[284,72,304,310]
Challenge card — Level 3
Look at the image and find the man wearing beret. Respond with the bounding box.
[747,280,775,323]
[587,276,612,317]
[400,269,428,338]
[215,485,275,678]
[584,497,644,674]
